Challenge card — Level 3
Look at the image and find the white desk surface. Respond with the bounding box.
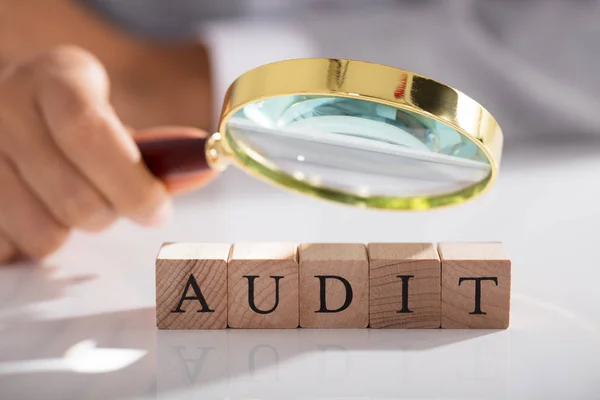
[1,142,599,399]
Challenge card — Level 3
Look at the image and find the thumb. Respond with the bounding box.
[133,126,219,195]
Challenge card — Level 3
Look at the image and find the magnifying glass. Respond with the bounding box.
[137,58,503,210]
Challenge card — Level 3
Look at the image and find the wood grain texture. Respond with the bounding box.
[299,243,369,328]
[156,243,230,330]
[368,243,441,328]
[439,242,511,329]
[228,243,299,329]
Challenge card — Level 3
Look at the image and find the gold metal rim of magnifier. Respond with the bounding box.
[207,58,503,210]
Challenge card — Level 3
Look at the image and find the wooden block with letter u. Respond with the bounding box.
[228,242,299,329]
[439,242,511,329]
[156,243,230,329]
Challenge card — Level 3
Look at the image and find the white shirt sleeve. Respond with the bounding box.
[198,20,318,132]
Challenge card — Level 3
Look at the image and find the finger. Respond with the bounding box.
[133,126,219,195]
[0,71,115,232]
[0,155,69,259]
[0,234,16,264]
[34,47,171,226]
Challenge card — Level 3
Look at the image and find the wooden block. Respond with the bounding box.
[228,243,299,328]
[368,243,441,328]
[299,243,369,328]
[439,242,511,329]
[156,243,230,330]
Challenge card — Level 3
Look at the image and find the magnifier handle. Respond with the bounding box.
[136,137,210,178]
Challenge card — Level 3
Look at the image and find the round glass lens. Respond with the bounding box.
[224,95,492,205]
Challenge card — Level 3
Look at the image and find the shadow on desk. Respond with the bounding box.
[0,262,96,324]
[0,302,509,399]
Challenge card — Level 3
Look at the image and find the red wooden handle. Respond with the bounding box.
[137,136,210,178]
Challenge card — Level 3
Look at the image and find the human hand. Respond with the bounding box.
[0,46,215,262]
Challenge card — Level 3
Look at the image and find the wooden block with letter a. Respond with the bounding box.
[439,242,511,329]
[299,243,369,328]
[156,243,230,329]
[368,243,441,328]
[228,242,299,329]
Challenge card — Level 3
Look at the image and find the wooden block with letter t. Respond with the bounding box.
[228,243,299,329]
[368,243,441,328]
[439,242,511,329]
[155,243,230,330]
[299,243,369,328]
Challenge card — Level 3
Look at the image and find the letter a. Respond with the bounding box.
[172,274,214,313]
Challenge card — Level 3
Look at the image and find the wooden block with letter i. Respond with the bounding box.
[228,243,299,329]
[368,243,441,328]
[439,242,511,329]
[156,243,230,330]
[299,243,369,328]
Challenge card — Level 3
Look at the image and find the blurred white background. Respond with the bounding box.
[2,1,600,399]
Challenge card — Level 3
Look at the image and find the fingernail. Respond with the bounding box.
[141,200,173,227]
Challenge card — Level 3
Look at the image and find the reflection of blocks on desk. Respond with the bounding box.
[299,243,369,329]
[369,243,441,329]
[157,330,227,392]
[227,329,300,392]
[156,243,230,330]
[439,243,511,329]
[228,243,299,329]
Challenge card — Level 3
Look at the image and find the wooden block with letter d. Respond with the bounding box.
[299,243,369,328]
[368,243,441,328]
[228,242,299,329]
[439,242,511,329]
[155,243,230,330]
